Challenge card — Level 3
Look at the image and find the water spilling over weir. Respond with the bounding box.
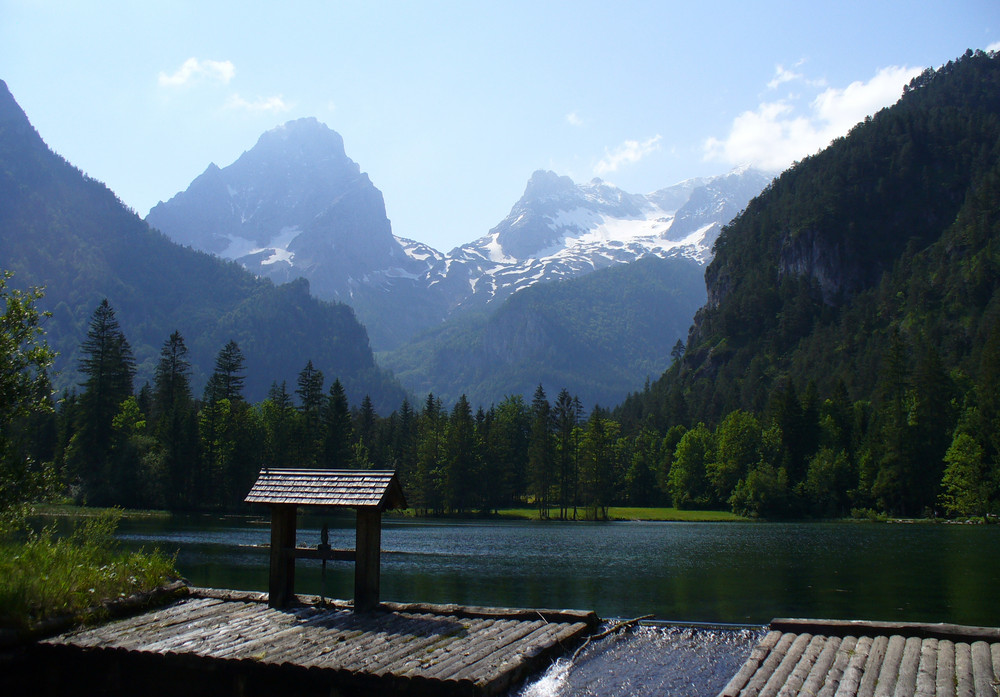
[515,624,766,697]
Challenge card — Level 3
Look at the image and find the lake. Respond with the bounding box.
[111,514,1000,696]
[115,514,1000,626]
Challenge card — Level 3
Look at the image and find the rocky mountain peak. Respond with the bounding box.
[523,170,577,199]
[246,117,353,172]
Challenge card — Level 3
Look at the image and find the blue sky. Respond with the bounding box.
[2,1,998,252]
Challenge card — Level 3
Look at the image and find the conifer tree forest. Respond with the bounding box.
[3,286,996,521]
[3,51,1000,521]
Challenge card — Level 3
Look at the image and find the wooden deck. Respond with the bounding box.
[719,618,1000,697]
[30,587,597,697]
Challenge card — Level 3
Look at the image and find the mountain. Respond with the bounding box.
[146,118,442,350]
[619,49,1000,430]
[0,81,405,410]
[382,255,707,408]
[418,167,772,316]
[375,168,768,407]
[148,120,771,353]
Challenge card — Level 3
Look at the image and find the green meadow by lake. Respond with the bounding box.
[110,514,1000,626]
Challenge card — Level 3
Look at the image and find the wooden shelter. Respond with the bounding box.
[244,468,406,611]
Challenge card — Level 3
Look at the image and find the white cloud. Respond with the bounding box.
[158,58,235,87]
[226,93,292,113]
[767,64,803,90]
[987,41,1000,53]
[594,135,662,175]
[566,112,583,127]
[705,65,923,171]
[767,61,827,91]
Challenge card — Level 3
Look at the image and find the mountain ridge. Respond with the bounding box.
[619,48,1000,433]
[146,120,772,355]
[0,80,405,410]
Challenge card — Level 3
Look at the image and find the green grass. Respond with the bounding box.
[0,509,178,633]
[31,503,173,520]
[607,507,745,521]
[491,506,745,522]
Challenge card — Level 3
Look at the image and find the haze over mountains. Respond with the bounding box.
[146,119,771,406]
[4,47,999,521]
[0,80,405,410]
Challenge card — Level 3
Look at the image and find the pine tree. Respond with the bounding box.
[487,395,530,508]
[153,331,196,508]
[416,394,446,514]
[154,331,191,420]
[205,340,246,404]
[397,398,418,480]
[528,385,554,518]
[322,379,353,468]
[581,408,618,520]
[262,381,296,468]
[295,361,325,466]
[445,395,477,513]
[70,300,135,505]
[355,394,377,464]
[553,389,577,519]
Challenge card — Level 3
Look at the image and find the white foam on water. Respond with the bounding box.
[518,658,572,697]
[513,625,766,697]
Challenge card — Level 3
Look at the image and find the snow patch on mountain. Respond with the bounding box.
[401,166,772,313]
[147,116,771,350]
[220,225,302,263]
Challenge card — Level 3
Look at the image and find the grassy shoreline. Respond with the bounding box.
[38,503,985,525]
[34,502,747,523]
[1,508,178,636]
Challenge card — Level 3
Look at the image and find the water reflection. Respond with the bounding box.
[113,515,1000,625]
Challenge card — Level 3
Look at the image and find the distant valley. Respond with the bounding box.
[146,119,771,406]
[3,49,997,521]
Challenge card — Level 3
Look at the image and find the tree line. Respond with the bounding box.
[6,293,994,521]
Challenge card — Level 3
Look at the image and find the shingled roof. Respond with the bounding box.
[244,469,407,510]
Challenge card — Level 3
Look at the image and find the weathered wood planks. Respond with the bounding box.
[721,620,1000,697]
[34,588,597,697]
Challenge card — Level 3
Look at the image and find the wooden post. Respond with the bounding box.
[269,504,297,608]
[354,507,382,611]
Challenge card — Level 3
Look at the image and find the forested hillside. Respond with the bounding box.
[618,49,1000,517]
[0,80,404,410]
[4,52,998,521]
[383,255,707,408]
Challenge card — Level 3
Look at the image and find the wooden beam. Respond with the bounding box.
[354,507,382,612]
[292,548,356,562]
[268,505,297,608]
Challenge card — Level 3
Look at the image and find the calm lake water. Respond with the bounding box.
[115,514,1000,626]
[109,514,1000,696]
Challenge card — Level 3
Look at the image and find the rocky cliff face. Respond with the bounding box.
[776,228,867,304]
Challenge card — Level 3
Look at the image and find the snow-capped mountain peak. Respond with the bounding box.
[147,117,771,350]
[409,166,772,314]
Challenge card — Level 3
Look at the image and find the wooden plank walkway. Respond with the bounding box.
[719,618,1000,697]
[34,587,597,697]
